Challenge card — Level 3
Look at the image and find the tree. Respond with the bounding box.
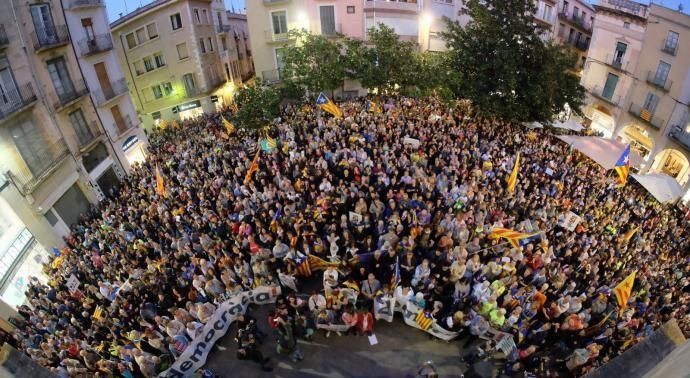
[280,29,345,96]
[231,80,281,130]
[347,24,419,93]
[441,0,585,123]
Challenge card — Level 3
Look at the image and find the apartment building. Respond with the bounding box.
[65,0,148,170]
[555,0,594,71]
[111,0,233,129]
[581,1,690,199]
[0,0,134,313]
[221,11,254,86]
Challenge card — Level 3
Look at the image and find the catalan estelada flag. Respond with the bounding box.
[614,145,631,187]
[391,256,400,289]
[613,271,635,311]
[155,164,165,196]
[316,92,342,118]
[221,115,235,135]
[293,255,312,277]
[243,148,260,185]
[366,99,382,114]
[507,152,520,194]
[490,227,541,249]
[415,311,433,331]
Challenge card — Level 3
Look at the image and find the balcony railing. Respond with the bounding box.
[77,122,103,149]
[598,0,648,19]
[263,0,291,4]
[669,124,690,152]
[605,53,628,71]
[0,25,9,49]
[661,39,678,56]
[77,34,113,56]
[92,78,128,106]
[52,79,89,110]
[589,85,621,106]
[262,68,283,84]
[628,102,664,129]
[364,0,420,14]
[0,83,37,120]
[67,0,104,9]
[6,140,70,194]
[646,71,672,92]
[217,24,232,33]
[264,29,293,42]
[114,113,137,135]
[32,25,70,51]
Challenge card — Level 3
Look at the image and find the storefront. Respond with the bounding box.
[122,135,147,166]
[177,100,204,121]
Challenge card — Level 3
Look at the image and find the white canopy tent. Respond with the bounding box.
[556,135,645,169]
[631,173,684,203]
[522,121,543,129]
[552,119,585,132]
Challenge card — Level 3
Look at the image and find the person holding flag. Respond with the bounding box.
[316,92,342,118]
[221,115,235,135]
[614,145,631,187]
[244,147,261,185]
[155,164,165,196]
[506,152,520,194]
[613,271,636,313]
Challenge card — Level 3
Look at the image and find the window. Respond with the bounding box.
[271,11,288,36]
[221,36,227,51]
[154,53,166,68]
[144,56,155,72]
[126,32,137,49]
[68,109,93,146]
[643,92,660,113]
[320,5,336,35]
[573,6,579,18]
[614,42,627,64]
[162,82,173,96]
[275,47,286,70]
[207,37,214,52]
[347,5,355,14]
[200,38,206,53]
[46,57,75,97]
[202,9,209,24]
[147,23,158,39]
[0,58,19,109]
[602,73,619,100]
[562,1,568,13]
[183,73,195,94]
[543,5,552,21]
[623,21,630,29]
[170,13,182,30]
[133,61,144,76]
[152,84,163,99]
[654,61,671,84]
[665,31,679,53]
[135,27,146,44]
[10,119,52,176]
[152,111,161,120]
[81,18,95,41]
[217,12,223,26]
[176,42,189,60]
[194,9,201,24]
[30,4,56,43]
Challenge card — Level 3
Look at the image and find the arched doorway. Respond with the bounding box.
[617,123,653,161]
[586,104,615,138]
[650,148,690,186]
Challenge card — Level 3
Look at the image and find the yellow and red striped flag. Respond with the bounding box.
[622,226,639,243]
[490,227,540,249]
[222,115,235,135]
[506,153,520,194]
[613,271,636,311]
[155,164,165,196]
[415,311,434,331]
[243,148,260,185]
[93,305,105,321]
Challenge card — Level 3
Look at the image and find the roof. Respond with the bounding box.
[110,0,173,29]
[226,11,247,21]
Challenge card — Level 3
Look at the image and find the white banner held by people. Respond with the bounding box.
[373,294,396,323]
[159,286,281,377]
[558,211,582,231]
[66,274,80,293]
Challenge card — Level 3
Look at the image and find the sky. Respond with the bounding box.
[105,0,246,22]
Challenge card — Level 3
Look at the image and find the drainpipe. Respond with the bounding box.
[58,0,129,178]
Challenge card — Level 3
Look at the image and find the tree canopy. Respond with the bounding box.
[231,80,281,130]
[280,29,346,95]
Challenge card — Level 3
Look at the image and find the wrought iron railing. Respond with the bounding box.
[92,78,128,106]
[0,83,38,120]
[52,79,89,110]
[32,25,70,51]
[77,34,113,56]
[6,140,70,194]
[646,71,672,92]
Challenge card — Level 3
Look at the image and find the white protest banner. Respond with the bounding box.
[403,137,421,149]
[373,294,396,323]
[399,303,460,341]
[348,211,363,224]
[66,275,80,293]
[558,211,582,232]
[159,286,280,377]
[494,331,517,356]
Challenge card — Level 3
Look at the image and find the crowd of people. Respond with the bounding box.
[6,96,689,377]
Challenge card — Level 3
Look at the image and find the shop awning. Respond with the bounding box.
[631,173,684,203]
[556,135,645,169]
[552,119,585,132]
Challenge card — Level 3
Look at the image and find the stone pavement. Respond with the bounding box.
[204,302,470,378]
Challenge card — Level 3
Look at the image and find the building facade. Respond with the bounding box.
[111,0,235,129]
[582,0,690,199]
[0,0,144,315]
[555,0,594,72]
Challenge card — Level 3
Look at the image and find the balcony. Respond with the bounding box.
[217,24,232,33]
[52,79,89,110]
[646,71,672,92]
[264,29,294,43]
[566,37,589,51]
[597,0,648,19]
[6,140,70,195]
[669,124,690,152]
[67,0,104,9]
[263,0,291,4]
[559,12,592,32]
[0,25,9,49]
[604,53,629,72]
[92,78,128,106]
[0,83,37,121]
[589,85,621,106]
[628,102,664,129]
[77,122,103,150]
[661,39,677,56]
[77,34,113,56]
[114,113,137,136]
[32,25,70,52]
[262,68,283,85]
[206,72,226,91]
[364,0,420,14]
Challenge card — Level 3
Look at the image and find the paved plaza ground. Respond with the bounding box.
[204,301,474,378]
